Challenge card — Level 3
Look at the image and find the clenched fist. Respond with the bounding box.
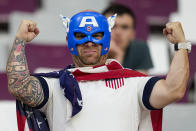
[163,22,186,44]
[16,20,39,42]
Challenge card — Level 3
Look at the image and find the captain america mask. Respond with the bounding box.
[66,12,112,56]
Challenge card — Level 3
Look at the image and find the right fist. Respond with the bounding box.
[16,20,39,42]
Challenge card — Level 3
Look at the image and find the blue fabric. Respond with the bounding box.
[34,76,49,109]
[16,64,82,131]
[16,100,50,131]
[33,64,83,116]
[68,11,110,55]
[142,77,162,110]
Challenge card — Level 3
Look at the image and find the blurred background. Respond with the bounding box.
[0,0,196,130]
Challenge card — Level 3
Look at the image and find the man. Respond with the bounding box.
[6,10,190,131]
[102,4,153,74]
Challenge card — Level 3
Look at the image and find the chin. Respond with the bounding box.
[74,52,107,67]
[83,59,99,65]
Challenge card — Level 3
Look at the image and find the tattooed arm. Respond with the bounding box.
[6,20,43,107]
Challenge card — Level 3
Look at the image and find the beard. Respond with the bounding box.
[78,53,101,65]
[107,50,117,59]
[72,43,108,67]
[72,53,108,67]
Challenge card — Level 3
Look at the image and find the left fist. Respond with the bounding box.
[163,22,186,44]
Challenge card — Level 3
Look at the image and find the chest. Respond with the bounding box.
[50,78,143,131]
[78,78,140,113]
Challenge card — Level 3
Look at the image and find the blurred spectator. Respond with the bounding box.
[102,3,153,74]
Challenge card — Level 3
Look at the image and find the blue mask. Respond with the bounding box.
[67,12,111,56]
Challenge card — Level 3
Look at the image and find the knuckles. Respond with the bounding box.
[17,19,39,41]
[166,21,182,28]
[21,19,36,26]
[164,21,186,43]
[174,21,181,26]
[21,19,30,24]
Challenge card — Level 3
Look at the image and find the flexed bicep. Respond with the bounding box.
[8,76,45,107]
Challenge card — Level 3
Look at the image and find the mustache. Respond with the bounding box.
[81,45,100,51]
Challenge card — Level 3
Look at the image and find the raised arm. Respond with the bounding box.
[6,20,44,107]
[149,22,190,109]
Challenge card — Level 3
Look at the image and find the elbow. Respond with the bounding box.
[7,80,20,98]
[166,83,187,102]
[8,86,15,97]
[8,85,22,99]
[173,87,186,101]
[7,77,15,96]
[175,92,185,101]
[175,71,189,101]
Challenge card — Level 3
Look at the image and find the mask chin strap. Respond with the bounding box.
[107,13,117,32]
[60,14,70,34]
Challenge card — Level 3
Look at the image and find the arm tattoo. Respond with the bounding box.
[7,38,44,107]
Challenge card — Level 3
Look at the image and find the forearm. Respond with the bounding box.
[7,37,30,87]
[165,49,189,100]
[6,38,44,107]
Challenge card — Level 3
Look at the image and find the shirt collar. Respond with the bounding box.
[67,59,122,73]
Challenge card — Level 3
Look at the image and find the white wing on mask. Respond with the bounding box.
[60,14,70,33]
[107,13,117,32]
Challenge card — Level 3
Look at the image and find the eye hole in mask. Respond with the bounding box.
[74,32,87,40]
[92,32,104,40]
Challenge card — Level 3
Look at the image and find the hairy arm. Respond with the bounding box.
[6,20,43,107]
[149,22,189,109]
